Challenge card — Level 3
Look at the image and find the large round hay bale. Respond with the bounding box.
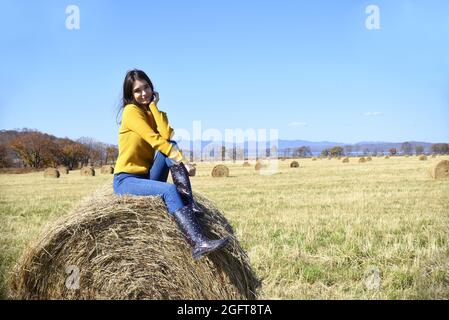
[419,155,427,161]
[428,160,449,180]
[384,156,390,159]
[242,162,252,167]
[101,165,114,174]
[57,166,69,174]
[211,165,229,177]
[342,157,349,163]
[10,185,260,299]
[44,168,60,178]
[290,161,299,168]
[358,157,366,163]
[81,167,95,177]
[366,156,372,161]
[312,157,317,161]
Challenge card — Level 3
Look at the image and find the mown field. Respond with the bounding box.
[1,155,448,299]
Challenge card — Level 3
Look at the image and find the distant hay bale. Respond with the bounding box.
[337,157,342,160]
[101,165,114,174]
[10,185,260,299]
[211,165,229,177]
[358,157,366,163]
[366,157,372,161]
[44,168,60,178]
[242,162,252,167]
[428,160,449,180]
[290,161,299,168]
[419,155,427,161]
[431,154,436,158]
[384,156,390,159]
[254,160,268,171]
[81,167,95,177]
[57,166,69,174]
[312,157,317,161]
[342,157,349,163]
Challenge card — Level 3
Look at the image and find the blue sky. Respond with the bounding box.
[1,0,448,145]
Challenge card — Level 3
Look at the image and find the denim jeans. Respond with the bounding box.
[113,141,184,214]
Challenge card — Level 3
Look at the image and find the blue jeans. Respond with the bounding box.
[113,141,185,214]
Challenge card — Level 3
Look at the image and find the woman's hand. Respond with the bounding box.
[151,91,160,104]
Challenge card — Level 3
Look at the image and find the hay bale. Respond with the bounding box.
[242,162,252,167]
[342,157,349,163]
[101,165,114,174]
[211,165,229,177]
[366,157,372,161]
[428,160,449,180]
[254,161,268,171]
[44,168,60,178]
[358,157,366,163]
[81,167,95,177]
[312,157,317,161]
[431,154,436,158]
[384,156,390,159]
[57,166,69,174]
[10,185,260,299]
[290,161,299,168]
[419,155,427,161]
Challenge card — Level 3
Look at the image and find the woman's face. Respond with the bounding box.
[132,78,153,106]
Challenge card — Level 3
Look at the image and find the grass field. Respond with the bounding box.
[1,156,448,299]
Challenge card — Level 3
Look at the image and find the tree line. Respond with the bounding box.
[0,129,118,169]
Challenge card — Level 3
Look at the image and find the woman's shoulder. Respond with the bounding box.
[123,103,145,114]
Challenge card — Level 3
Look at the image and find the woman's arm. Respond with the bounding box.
[149,102,174,141]
[123,105,174,156]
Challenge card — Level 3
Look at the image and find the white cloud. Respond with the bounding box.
[288,121,308,127]
[363,112,383,117]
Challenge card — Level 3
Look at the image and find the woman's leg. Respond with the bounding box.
[113,173,184,214]
[148,140,178,182]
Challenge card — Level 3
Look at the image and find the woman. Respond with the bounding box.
[113,69,228,260]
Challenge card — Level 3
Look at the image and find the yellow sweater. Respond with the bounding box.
[114,102,183,175]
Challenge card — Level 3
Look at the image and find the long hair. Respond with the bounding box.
[116,69,154,125]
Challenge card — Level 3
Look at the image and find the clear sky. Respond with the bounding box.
[1,0,448,145]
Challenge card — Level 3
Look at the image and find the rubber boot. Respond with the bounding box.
[172,204,229,260]
[170,162,204,217]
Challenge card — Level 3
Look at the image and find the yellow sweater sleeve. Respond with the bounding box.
[123,105,173,156]
[149,102,174,141]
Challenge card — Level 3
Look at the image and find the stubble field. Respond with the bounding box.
[1,155,448,299]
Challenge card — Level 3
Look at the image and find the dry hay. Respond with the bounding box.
[290,161,299,168]
[44,168,60,178]
[311,157,317,161]
[10,185,260,300]
[242,162,252,168]
[57,166,69,174]
[101,165,114,174]
[366,157,372,161]
[428,160,449,180]
[81,167,95,177]
[211,165,229,177]
[254,161,267,171]
[384,156,390,159]
[358,157,366,163]
[337,157,342,160]
[419,155,427,161]
[342,157,349,163]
